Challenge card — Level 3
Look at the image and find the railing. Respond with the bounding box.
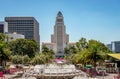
[106,67,120,73]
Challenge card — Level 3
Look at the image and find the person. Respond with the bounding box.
[0,71,5,79]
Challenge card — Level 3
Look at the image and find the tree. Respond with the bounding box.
[8,39,39,58]
[76,37,88,52]
[86,40,110,67]
[31,53,46,65]
[72,39,111,67]
[42,45,50,53]
[42,45,55,60]
[11,55,30,64]
[73,49,89,65]
[11,55,21,64]
[64,47,70,55]
[0,33,11,66]
[8,39,27,55]
[88,40,110,53]
[65,45,77,55]
[0,33,6,41]
[23,55,30,64]
[69,45,77,54]
[87,44,104,67]
[26,40,39,57]
[0,40,11,66]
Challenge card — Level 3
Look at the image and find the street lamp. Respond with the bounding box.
[21,52,24,79]
[22,52,23,66]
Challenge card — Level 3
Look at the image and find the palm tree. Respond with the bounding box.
[31,53,45,65]
[73,50,89,66]
[73,39,110,68]
[86,45,104,67]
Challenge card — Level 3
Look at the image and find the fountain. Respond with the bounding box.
[22,64,85,79]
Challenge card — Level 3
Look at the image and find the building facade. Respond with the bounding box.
[107,41,120,53]
[0,21,8,33]
[43,11,75,57]
[5,17,40,44]
[106,44,112,51]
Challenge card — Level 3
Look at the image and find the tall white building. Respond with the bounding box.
[43,11,75,57]
[52,11,69,57]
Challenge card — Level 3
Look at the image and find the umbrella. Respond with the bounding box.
[9,65,16,68]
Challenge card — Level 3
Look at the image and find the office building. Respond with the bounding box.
[106,44,112,51]
[5,17,40,44]
[0,21,8,33]
[107,41,120,53]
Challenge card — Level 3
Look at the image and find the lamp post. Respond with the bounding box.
[21,52,24,79]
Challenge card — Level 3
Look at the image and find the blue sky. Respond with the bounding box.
[0,0,120,45]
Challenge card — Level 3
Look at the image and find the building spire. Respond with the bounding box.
[57,11,63,17]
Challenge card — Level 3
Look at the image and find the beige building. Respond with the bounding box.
[43,11,75,57]
[5,17,40,44]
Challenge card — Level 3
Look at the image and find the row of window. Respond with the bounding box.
[8,24,34,26]
[9,30,34,33]
[6,20,34,22]
[8,26,34,28]
[9,30,34,32]
[7,22,34,24]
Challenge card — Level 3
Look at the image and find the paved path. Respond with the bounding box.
[4,74,16,79]
[73,73,117,79]
[4,73,117,79]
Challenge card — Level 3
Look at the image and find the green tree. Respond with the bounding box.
[23,55,30,64]
[0,33,6,41]
[11,55,21,64]
[11,55,30,64]
[26,40,39,57]
[42,45,55,61]
[73,50,89,65]
[42,45,50,53]
[69,45,77,54]
[0,33,11,66]
[31,53,46,65]
[88,40,110,53]
[8,39,27,55]
[8,39,39,58]
[76,37,88,52]
[0,41,11,66]
[64,45,78,58]
[64,47,70,55]
[72,39,111,67]
[87,45,104,67]
[86,40,110,67]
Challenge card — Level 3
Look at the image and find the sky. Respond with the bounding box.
[0,0,120,45]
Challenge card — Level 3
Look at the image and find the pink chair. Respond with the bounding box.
[0,72,5,79]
